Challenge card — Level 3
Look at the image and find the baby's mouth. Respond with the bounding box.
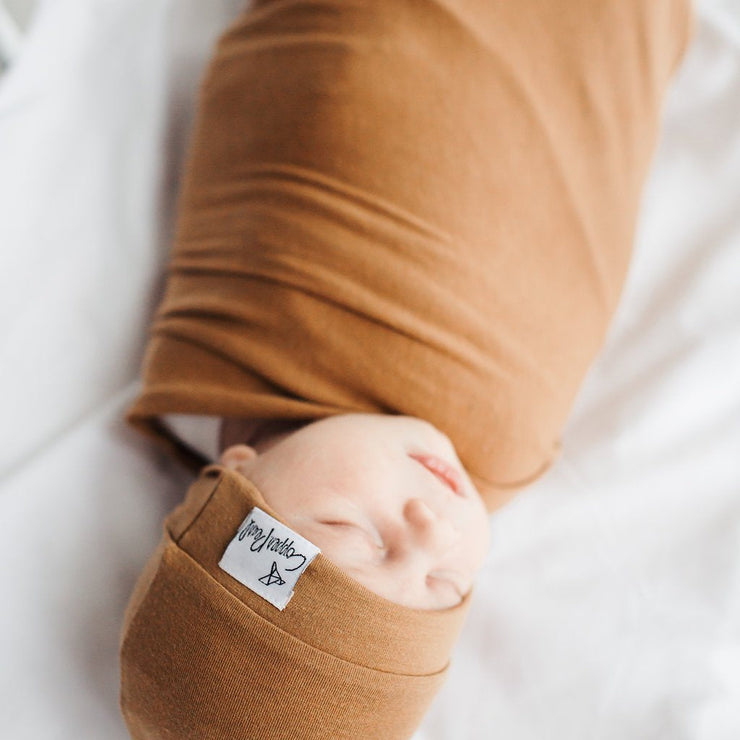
[408,453,465,496]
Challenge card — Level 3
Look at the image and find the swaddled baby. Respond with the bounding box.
[120,0,695,737]
[120,414,485,739]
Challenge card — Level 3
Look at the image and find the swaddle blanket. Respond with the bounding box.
[127,0,693,512]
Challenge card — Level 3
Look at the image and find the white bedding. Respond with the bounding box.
[1,1,738,738]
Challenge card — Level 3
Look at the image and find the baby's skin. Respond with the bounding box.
[219,413,491,610]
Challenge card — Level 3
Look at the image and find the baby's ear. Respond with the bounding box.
[220,444,258,472]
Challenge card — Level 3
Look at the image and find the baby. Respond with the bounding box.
[219,413,491,610]
[120,0,695,737]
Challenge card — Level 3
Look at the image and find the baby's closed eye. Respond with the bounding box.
[318,520,386,553]
[426,571,469,598]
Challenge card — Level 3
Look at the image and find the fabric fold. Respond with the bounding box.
[128,0,695,512]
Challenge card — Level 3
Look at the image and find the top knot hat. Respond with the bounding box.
[120,465,472,739]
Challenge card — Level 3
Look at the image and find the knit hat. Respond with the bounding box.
[119,465,472,739]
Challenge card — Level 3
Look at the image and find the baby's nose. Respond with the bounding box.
[403,498,459,554]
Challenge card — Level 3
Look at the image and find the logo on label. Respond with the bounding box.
[236,518,307,571]
[218,507,320,611]
[258,561,286,587]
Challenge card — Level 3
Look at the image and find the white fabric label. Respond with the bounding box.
[218,507,321,611]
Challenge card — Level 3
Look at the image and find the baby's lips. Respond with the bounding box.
[408,453,465,496]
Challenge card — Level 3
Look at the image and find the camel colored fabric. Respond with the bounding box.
[120,465,471,739]
[127,0,694,511]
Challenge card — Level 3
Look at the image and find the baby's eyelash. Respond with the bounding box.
[320,520,385,552]
[425,574,462,597]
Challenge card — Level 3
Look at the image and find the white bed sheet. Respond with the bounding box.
[1,1,738,738]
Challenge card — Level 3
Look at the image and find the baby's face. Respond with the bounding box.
[220,413,491,610]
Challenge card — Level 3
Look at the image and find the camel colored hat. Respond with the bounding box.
[120,465,472,739]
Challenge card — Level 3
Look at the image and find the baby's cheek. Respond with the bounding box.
[309,535,386,591]
[314,536,367,570]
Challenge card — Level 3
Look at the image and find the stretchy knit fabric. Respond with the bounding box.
[120,466,471,739]
[128,0,693,512]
